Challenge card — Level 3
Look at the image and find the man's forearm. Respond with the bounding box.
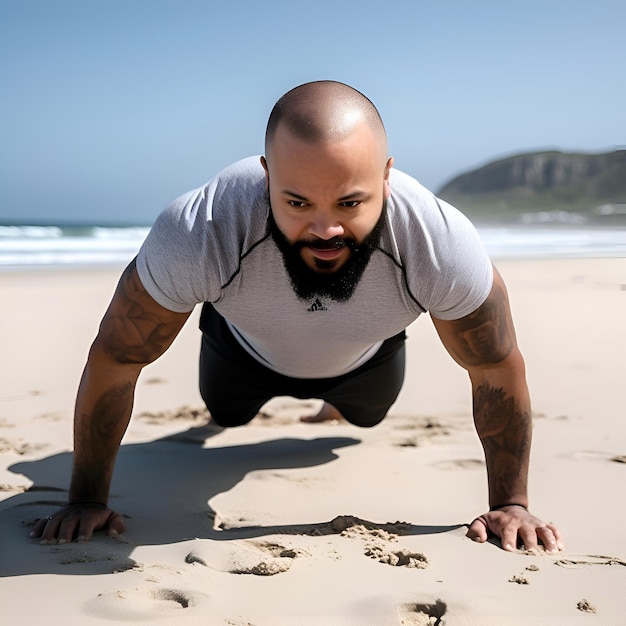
[69,360,140,504]
[472,370,532,508]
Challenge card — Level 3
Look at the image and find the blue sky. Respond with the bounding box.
[1,0,624,224]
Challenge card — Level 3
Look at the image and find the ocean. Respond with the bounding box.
[1,221,625,270]
[0,223,151,269]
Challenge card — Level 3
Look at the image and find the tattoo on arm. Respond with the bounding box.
[447,281,514,367]
[473,383,531,506]
[101,259,187,365]
[72,381,134,502]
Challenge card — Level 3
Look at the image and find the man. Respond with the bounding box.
[31,81,563,553]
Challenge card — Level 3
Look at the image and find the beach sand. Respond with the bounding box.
[1,258,625,625]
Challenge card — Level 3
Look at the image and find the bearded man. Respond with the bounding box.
[31,81,563,555]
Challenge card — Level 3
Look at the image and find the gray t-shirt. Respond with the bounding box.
[137,156,493,378]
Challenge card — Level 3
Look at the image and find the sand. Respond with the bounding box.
[0,258,625,625]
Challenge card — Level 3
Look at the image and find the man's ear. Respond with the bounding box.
[260,156,270,190]
[383,156,394,199]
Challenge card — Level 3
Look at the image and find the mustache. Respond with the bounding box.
[295,237,357,251]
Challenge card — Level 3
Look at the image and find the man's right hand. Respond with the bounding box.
[29,502,125,544]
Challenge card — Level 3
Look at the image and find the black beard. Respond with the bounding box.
[268,206,385,303]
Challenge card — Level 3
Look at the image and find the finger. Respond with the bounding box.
[76,515,102,543]
[546,523,565,550]
[75,508,123,543]
[57,516,81,545]
[106,511,126,538]
[466,517,489,543]
[29,516,51,539]
[518,524,539,551]
[500,525,520,552]
[536,525,560,553]
[39,516,63,544]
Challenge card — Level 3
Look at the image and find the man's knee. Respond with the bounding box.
[209,410,257,428]
[333,403,389,428]
[200,387,266,428]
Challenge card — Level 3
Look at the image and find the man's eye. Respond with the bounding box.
[288,200,307,208]
[339,201,360,208]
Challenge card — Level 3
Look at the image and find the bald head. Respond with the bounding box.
[265,81,387,157]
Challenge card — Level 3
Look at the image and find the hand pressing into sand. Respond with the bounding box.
[30,502,125,544]
[467,505,564,553]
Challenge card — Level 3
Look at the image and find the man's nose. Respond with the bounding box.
[308,211,344,240]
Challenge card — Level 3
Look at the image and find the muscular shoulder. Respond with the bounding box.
[170,156,268,225]
[136,157,270,312]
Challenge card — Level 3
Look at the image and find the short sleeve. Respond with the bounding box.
[386,170,493,321]
[136,187,217,312]
[426,198,493,320]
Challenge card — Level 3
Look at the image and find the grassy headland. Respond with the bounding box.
[437,149,626,224]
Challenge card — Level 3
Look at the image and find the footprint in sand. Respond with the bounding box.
[399,599,447,625]
[184,540,303,576]
[84,587,210,620]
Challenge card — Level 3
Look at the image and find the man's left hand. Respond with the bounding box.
[467,505,564,552]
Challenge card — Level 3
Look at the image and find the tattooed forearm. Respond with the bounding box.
[71,381,135,502]
[473,382,531,506]
[85,381,134,446]
[432,269,531,506]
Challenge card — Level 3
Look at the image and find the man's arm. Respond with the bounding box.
[30,259,191,544]
[431,266,563,552]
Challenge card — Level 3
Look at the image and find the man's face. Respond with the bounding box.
[267,207,386,302]
[262,122,393,301]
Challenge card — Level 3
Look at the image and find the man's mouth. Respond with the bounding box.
[306,239,347,261]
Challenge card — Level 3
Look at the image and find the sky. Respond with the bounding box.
[1,0,624,224]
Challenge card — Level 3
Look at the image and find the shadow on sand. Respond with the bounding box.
[0,424,465,577]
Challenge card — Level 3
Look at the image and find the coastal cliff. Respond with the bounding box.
[437,150,626,222]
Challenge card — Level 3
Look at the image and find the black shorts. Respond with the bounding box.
[198,303,406,428]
